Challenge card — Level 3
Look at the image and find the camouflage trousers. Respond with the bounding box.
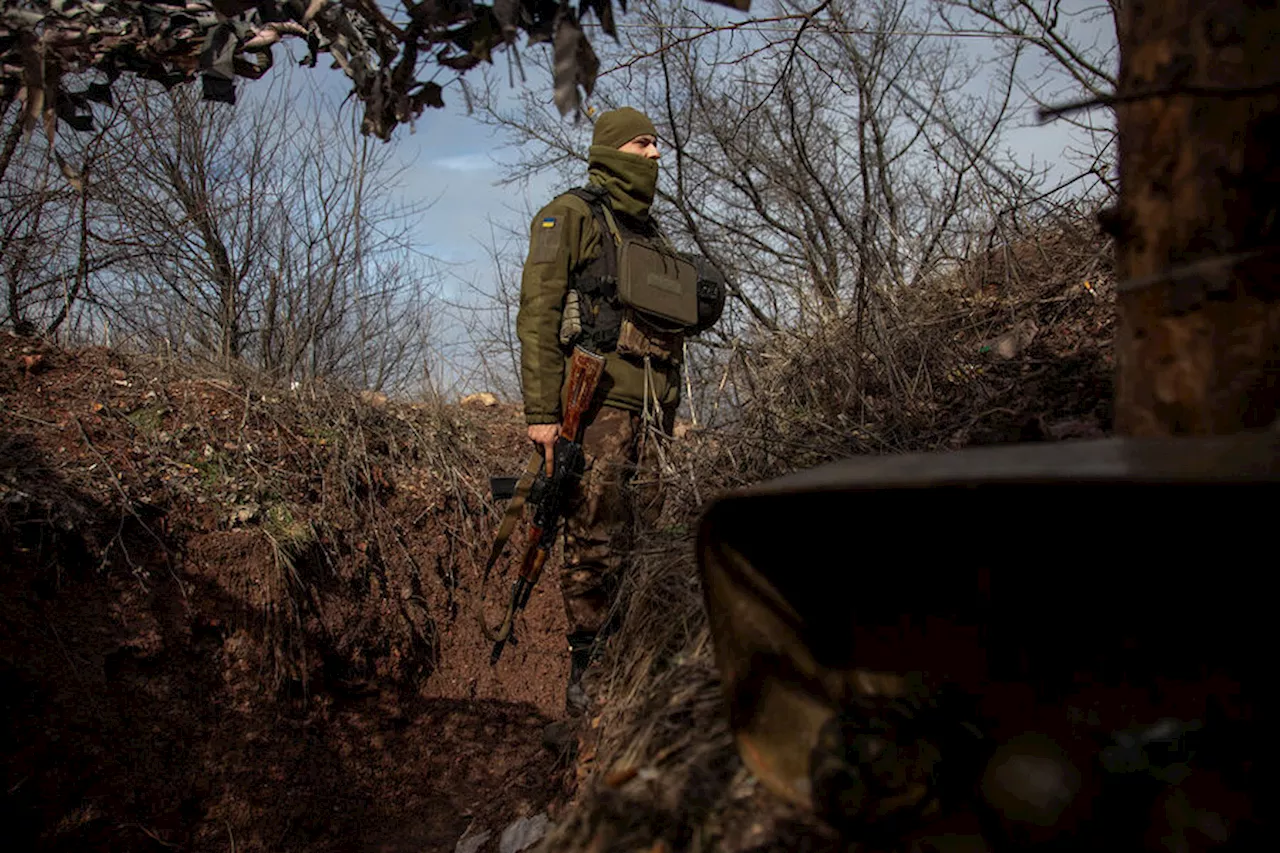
[559,405,670,637]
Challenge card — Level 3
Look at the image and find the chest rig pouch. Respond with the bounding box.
[560,186,698,365]
[617,240,699,329]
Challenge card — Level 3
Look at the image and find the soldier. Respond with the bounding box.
[516,107,724,724]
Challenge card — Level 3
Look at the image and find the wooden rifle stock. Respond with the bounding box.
[560,345,604,442]
[484,346,606,664]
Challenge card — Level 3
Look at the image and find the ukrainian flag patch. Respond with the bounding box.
[531,215,561,263]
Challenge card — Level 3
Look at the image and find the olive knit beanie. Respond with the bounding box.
[591,107,658,150]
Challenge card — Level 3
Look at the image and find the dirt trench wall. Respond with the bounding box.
[0,337,568,852]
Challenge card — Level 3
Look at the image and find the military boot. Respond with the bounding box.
[564,631,598,717]
[542,632,601,755]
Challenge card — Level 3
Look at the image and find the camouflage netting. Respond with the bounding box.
[0,0,750,142]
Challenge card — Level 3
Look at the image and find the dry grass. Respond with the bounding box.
[722,214,1111,475]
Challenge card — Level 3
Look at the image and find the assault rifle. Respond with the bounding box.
[480,345,606,665]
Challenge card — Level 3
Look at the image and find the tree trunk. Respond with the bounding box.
[1113,0,1280,435]
[260,269,281,380]
[0,105,24,189]
[45,181,90,337]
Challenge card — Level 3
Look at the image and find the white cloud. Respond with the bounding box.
[431,153,496,173]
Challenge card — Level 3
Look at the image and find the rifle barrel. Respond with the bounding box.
[482,347,606,668]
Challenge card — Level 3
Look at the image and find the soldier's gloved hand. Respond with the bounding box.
[527,424,560,476]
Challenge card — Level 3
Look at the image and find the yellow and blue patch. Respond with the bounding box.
[531,215,561,263]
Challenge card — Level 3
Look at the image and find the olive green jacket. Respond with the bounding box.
[516,151,681,426]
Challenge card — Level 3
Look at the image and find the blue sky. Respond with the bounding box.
[254,42,568,285]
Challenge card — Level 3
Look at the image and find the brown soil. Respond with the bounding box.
[1,335,574,852]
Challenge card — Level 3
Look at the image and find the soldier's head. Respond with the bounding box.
[592,107,660,161]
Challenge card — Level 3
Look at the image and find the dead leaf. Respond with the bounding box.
[460,392,498,407]
[54,151,84,192]
[552,13,593,116]
[302,0,327,25]
[358,389,388,408]
[604,766,638,787]
[230,503,259,525]
[982,319,1040,360]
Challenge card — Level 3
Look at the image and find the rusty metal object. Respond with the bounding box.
[696,433,1275,847]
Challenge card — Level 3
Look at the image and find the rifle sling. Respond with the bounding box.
[481,450,544,584]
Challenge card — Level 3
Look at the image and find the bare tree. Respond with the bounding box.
[936,0,1121,198]
[250,94,439,392]
[440,216,530,400]
[0,89,128,338]
[75,74,440,392]
[87,80,286,366]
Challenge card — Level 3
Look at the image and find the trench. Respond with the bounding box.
[1,419,573,853]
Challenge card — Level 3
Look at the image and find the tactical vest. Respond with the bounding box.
[558,185,725,362]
